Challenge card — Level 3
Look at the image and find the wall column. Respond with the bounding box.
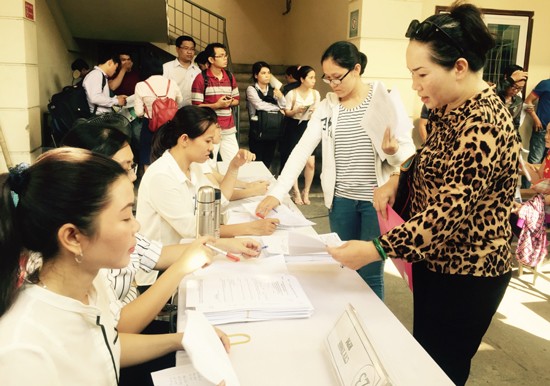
[0,0,40,172]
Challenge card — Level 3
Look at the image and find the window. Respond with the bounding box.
[435,7,534,85]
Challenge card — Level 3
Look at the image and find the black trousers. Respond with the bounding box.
[412,261,511,385]
[248,135,278,169]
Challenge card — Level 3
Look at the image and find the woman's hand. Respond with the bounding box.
[382,127,399,155]
[373,175,399,220]
[511,70,528,83]
[215,237,261,258]
[246,180,270,196]
[255,196,281,218]
[230,149,256,168]
[273,88,284,99]
[215,327,231,353]
[174,236,214,274]
[327,240,379,270]
[246,218,280,235]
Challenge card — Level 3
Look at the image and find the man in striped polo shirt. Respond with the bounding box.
[191,42,240,161]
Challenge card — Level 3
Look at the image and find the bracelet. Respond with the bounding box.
[372,238,387,261]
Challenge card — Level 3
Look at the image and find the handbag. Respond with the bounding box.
[249,86,284,141]
[250,110,284,141]
[392,150,420,221]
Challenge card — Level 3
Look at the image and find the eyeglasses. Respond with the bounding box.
[405,19,464,56]
[511,84,524,92]
[214,54,228,59]
[322,69,351,86]
[127,162,138,176]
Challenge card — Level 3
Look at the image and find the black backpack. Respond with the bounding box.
[47,75,105,145]
[201,69,233,97]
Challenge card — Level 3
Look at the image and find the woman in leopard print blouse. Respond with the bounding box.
[328,2,521,385]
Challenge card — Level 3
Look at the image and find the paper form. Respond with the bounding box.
[151,364,211,386]
[182,310,240,386]
[186,274,314,324]
[361,82,413,162]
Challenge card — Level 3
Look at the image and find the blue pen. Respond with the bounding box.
[260,245,269,250]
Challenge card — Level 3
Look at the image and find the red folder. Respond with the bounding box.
[377,205,414,291]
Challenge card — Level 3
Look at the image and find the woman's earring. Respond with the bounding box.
[75,251,84,264]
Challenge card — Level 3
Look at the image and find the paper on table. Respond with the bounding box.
[361,82,412,162]
[193,254,288,277]
[259,234,288,255]
[239,201,315,227]
[151,364,211,386]
[182,310,240,386]
[186,274,314,324]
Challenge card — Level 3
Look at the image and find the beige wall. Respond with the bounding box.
[1,0,549,171]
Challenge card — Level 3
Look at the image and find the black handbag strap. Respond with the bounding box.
[255,85,278,106]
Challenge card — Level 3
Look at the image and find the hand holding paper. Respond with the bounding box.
[181,310,238,386]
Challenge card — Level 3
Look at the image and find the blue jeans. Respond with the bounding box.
[528,128,547,164]
[329,196,385,300]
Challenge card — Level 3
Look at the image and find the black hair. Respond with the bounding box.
[502,64,524,82]
[141,54,164,79]
[71,58,89,72]
[411,1,495,71]
[151,105,218,162]
[321,41,368,75]
[296,66,315,83]
[175,36,196,48]
[251,61,271,82]
[195,51,209,67]
[0,148,126,316]
[285,65,299,78]
[61,124,129,158]
[98,52,120,66]
[204,43,226,60]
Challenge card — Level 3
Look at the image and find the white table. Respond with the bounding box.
[177,162,452,385]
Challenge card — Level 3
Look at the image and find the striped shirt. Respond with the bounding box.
[104,233,162,305]
[191,68,240,130]
[334,89,377,201]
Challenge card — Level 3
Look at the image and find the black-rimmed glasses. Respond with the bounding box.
[405,19,464,56]
[322,69,351,86]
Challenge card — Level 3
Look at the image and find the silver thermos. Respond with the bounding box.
[195,186,221,238]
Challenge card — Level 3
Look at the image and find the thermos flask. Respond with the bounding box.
[195,186,221,238]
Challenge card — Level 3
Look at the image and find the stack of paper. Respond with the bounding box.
[259,232,344,263]
[186,273,314,325]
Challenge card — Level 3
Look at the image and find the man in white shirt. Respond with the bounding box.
[163,36,201,107]
[83,53,127,114]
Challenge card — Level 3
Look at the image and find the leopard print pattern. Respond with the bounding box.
[380,87,520,277]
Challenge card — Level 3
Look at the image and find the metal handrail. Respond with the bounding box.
[166,0,233,69]
[166,0,238,137]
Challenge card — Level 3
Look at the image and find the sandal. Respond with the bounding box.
[292,191,304,205]
[302,189,311,205]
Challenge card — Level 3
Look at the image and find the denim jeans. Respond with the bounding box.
[329,196,385,300]
[527,128,547,164]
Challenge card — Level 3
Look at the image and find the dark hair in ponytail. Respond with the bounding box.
[417,1,495,71]
[296,66,315,83]
[0,148,126,316]
[150,105,218,163]
[321,41,368,75]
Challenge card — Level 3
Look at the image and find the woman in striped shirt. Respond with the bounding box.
[256,41,415,299]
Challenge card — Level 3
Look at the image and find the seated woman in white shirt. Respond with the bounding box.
[202,123,270,200]
[137,105,279,246]
[62,121,261,335]
[0,148,230,385]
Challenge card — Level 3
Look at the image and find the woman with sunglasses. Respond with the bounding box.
[328,2,521,385]
[256,41,415,300]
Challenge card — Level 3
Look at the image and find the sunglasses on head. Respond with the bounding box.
[405,19,464,56]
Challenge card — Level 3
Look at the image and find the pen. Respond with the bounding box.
[256,208,277,219]
[260,245,269,250]
[205,243,240,262]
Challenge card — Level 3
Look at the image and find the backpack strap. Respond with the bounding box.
[144,80,159,98]
[202,69,234,99]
